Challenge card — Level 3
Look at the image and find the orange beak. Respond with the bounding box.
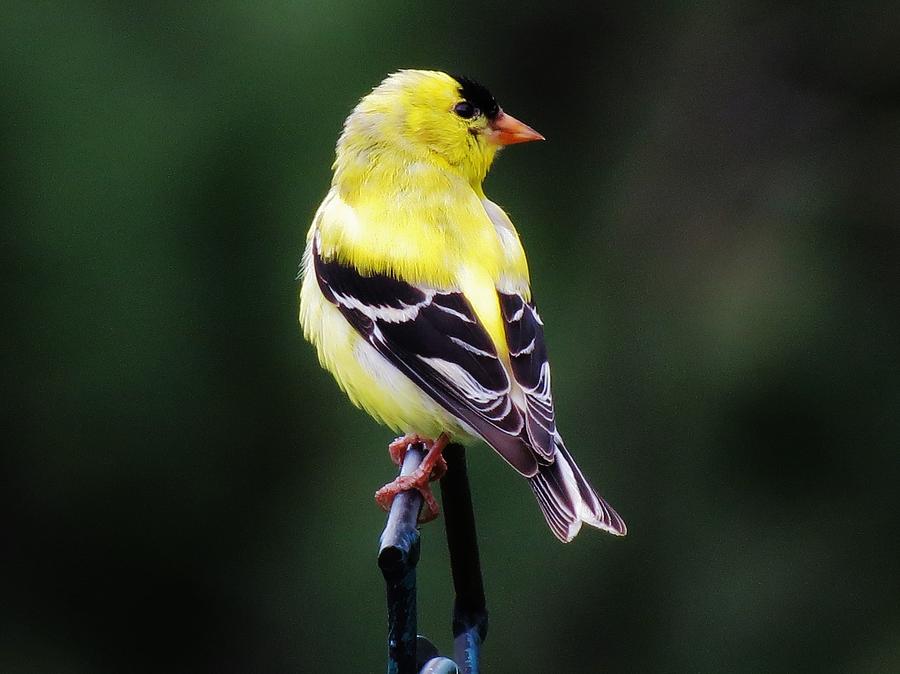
[488,110,545,146]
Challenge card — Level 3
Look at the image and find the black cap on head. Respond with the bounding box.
[451,75,500,119]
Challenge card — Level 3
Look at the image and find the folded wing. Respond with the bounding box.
[313,238,538,476]
[313,238,625,540]
[500,292,627,540]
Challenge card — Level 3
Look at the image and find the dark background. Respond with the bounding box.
[4,2,899,672]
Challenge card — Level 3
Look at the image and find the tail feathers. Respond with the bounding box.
[529,443,626,542]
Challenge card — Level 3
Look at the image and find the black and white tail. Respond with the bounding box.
[529,441,627,542]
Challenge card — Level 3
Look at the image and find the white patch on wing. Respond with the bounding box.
[432,301,475,322]
[414,355,523,431]
[417,356,504,405]
[504,294,558,456]
[448,335,498,359]
[552,448,588,522]
[332,289,436,324]
[482,395,509,415]
[487,397,517,424]
[510,337,536,357]
[523,361,552,396]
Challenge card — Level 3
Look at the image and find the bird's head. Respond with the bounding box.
[335,70,544,188]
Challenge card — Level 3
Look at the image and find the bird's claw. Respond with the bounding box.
[388,434,426,466]
[387,434,448,480]
[377,432,450,523]
[374,470,441,523]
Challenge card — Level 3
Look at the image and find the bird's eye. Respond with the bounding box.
[453,101,478,119]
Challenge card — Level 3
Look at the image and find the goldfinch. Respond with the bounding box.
[299,70,626,541]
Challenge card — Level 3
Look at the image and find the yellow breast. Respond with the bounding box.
[300,158,531,436]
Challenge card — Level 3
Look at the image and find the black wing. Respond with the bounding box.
[312,239,539,476]
[312,238,626,540]
[499,292,558,460]
[500,291,626,540]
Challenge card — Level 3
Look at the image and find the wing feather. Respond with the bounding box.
[312,238,626,539]
[313,240,538,476]
[499,292,558,459]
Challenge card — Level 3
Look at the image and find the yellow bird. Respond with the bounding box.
[299,70,625,541]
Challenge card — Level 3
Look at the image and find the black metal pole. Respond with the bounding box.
[439,444,487,674]
[379,444,426,674]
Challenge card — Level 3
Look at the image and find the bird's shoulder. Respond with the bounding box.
[311,184,530,295]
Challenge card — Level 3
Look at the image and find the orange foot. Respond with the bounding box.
[375,432,450,523]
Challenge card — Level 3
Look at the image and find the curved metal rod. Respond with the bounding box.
[377,443,487,674]
[379,444,426,674]
[439,444,487,674]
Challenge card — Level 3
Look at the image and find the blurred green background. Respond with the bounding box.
[4,1,899,672]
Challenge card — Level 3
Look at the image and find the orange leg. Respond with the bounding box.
[375,433,450,523]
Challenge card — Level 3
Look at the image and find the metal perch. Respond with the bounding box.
[378,442,487,674]
[379,445,425,674]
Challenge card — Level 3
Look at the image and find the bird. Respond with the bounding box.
[299,70,626,541]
